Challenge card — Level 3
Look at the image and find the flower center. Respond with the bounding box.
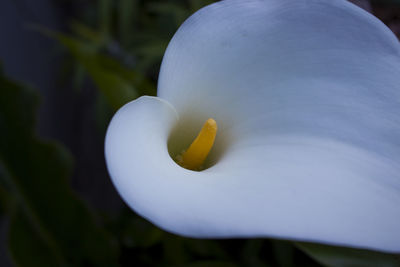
[175,118,217,171]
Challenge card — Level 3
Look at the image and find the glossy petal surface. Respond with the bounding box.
[106,0,400,252]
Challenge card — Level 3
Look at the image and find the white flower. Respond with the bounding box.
[105,0,400,252]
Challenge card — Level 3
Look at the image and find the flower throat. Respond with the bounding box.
[175,118,217,171]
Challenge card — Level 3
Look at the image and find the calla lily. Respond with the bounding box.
[105,0,400,252]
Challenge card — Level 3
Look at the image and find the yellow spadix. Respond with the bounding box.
[176,118,217,171]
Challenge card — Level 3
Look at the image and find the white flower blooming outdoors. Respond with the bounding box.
[105,0,400,252]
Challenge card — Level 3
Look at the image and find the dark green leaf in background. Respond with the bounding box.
[98,0,112,39]
[54,32,139,110]
[35,26,156,110]
[118,0,138,48]
[8,209,62,267]
[0,67,120,266]
[297,242,400,267]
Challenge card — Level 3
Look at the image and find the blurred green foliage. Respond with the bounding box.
[297,243,400,267]
[0,67,119,266]
[61,0,217,107]
[0,0,400,266]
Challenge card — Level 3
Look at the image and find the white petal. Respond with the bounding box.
[158,0,400,140]
[106,0,400,252]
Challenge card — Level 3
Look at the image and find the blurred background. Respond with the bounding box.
[0,0,399,266]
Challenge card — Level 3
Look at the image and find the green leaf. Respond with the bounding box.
[163,235,189,265]
[188,0,217,12]
[241,239,268,267]
[184,239,228,260]
[118,0,139,47]
[147,2,190,28]
[121,216,164,248]
[0,68,120,266]
[98,0,112,38]
[56,33,139,109]
[8,209,62,267]
[271,240,294,267]
[94,53,156,96]
[134,39,169,70]
[296,242,400,267]
[70,20,106,45]
[35,26,142,109]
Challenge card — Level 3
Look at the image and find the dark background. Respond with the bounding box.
[0,0,399,266]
